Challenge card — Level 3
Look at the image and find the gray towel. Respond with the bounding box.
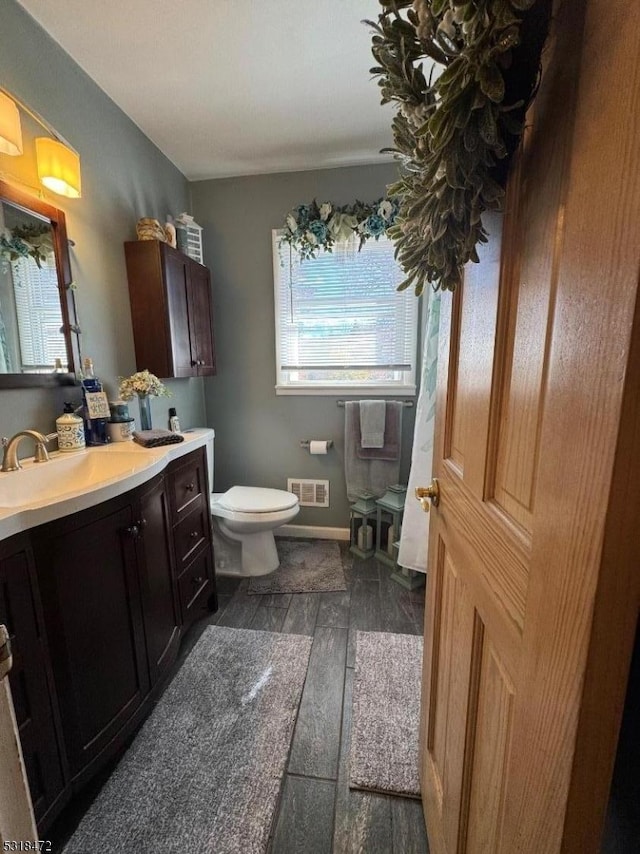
[133,429,184,448]
[344,401,401,502]
[359,400,386,448]
[357,402,402,461]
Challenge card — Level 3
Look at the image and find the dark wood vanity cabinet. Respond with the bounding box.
[168,446,217,628]
[33,494,150,782]
[124,240,217,379]
[3,446,216,832]
[136,474,181,685]
[0,534,65,827]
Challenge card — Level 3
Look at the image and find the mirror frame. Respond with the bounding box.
[0,180,79,388]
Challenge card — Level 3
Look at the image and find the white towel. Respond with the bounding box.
[359,400,386,448]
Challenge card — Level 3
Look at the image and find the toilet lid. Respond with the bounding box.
[218,486,298,513]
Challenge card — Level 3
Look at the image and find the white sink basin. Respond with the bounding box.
[0,448,159,509]
[0,428,214,541]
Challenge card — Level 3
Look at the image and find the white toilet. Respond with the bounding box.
[203,432,299,576]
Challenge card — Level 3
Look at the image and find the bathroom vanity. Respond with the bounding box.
[0,433,216,831]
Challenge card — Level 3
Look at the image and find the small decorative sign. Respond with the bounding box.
[84,390,110,419]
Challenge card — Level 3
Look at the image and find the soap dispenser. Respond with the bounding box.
[56,402,86,452]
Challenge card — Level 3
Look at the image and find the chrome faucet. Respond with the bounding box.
[1,430,51,472]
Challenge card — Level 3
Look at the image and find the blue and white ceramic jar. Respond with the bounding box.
[56,404,86,452]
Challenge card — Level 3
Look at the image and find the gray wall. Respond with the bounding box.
[192,165,420,529]
[0,0,206,437]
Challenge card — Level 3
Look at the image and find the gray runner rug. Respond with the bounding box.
[350,630,423,798]
[63,626,312,854]
[247,539,347,595]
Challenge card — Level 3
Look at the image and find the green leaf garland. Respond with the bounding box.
[366,0,549,294]
[280,198,399,261]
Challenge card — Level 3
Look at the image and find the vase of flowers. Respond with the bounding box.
[118,370,170,431]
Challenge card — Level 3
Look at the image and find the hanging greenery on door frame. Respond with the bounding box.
[366,0,551,294]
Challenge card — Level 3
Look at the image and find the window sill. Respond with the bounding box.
[275,384,417,397]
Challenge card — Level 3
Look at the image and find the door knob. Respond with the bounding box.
[415,479,440,513]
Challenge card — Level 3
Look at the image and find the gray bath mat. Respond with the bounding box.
[247,539,347,595]
[63,626,312,854]
[350,630,423,798]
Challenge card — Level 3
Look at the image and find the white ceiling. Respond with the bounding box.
[18,0,396,180]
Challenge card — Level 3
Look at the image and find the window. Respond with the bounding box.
[12,254,67,371]
[273,232,418,395]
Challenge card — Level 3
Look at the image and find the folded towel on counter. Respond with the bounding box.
[359,400,386,448]
[357,401,402,461]
[344,401,401,502]
[133,429,184,448]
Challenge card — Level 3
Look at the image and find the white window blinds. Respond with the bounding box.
[273,232,418,394]
[12,255,66,370]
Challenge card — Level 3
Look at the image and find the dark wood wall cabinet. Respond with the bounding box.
[124,240,216,379]
[2,447,216,832]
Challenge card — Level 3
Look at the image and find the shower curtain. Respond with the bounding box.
[398,288,441,573]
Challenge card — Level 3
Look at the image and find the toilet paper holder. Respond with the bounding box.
[300,440,334,450]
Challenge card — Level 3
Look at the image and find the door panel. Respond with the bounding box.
[465,634,514,852]
[188,262,216,376]
[419,0,640,851]
[0,538,65,824]
[137,476,180,685]
[163,250,193,377]
[35,502,149,779]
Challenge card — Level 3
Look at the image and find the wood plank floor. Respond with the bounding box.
[50,541,429,854]
[206,541,430,854]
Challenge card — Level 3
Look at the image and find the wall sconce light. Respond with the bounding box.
[0,91,23,156]
[0,87,81,198]
[36,138,81,199]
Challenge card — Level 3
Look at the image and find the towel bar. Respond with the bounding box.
[336,400,414,407]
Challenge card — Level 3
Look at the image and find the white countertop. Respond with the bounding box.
[0,428,214,541]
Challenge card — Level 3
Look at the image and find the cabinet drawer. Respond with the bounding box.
[171,454,206,518]
[174,502,209,573]
[178,549,213,626]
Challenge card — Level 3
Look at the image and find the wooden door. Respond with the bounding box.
[187,260,216,376]
[35,499,149,782]
[0,535,65,826]
[163,246,194,377]
[136,474,180,685]
[419,1,640,852]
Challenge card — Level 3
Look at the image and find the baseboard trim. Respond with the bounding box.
[277,524,350,541]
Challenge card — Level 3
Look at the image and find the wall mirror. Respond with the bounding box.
[0,180,79,387]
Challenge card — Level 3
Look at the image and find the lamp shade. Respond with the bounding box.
[36,137,81,198]
[0,92,23,156]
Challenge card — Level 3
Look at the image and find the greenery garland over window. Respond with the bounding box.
[280,198,399,261]
[0,223,54,269]
[367,0,549,293]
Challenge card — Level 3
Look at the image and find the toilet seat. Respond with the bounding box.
[216,486,298,514]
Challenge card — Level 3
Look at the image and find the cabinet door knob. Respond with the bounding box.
[122,525,139,538]
[137,518,147,532]
[192,575,204,585]
[185,482,195,492]
[190,530,199,539]
[191,359,198,367]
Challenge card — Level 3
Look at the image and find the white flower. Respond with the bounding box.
[378,200,393,221]
[306,230,317,245]
[286,213,298,233]
[118,369,170,401]
[319,202,332,222]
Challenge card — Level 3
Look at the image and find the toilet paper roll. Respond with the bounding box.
[309,440,329,455]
